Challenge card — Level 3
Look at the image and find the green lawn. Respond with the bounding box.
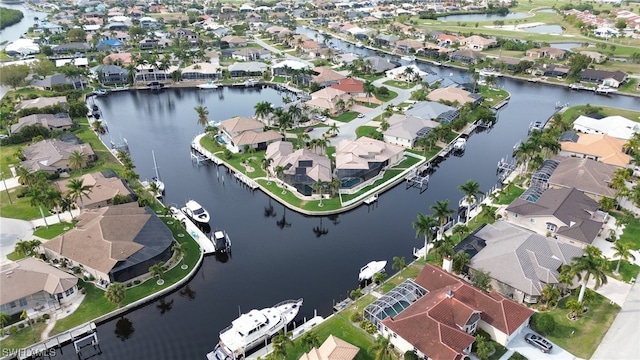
[375,90,398,103]
[532,291,620,359]
[382,80,417,90]
[355,126,381,139]
[34,222,72,239]
[0,190,43,220]
[381,265,422,293]
[332,111,359,123]
[606,260,640,283]
[0,323,48,352]
[618,217,640,251]
[562,105,640,125]
[492,184,525,205]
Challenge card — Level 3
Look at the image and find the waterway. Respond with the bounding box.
[438,13,529,22]
[27,30,640,360]
[0,3,48,46]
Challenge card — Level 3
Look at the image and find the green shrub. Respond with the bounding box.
[359,319,377,334]
[404,351,419,360]
[18,323,24,329]
[43,314,50,320]
[9,325,18,335]
[126,282,132,288]
[532,312,555,335]
[133,279,141,285]
[349,312,363,322]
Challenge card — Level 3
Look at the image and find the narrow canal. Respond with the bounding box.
[45,29,639,358]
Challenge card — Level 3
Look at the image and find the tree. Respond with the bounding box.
[412,212,438,260]
[532,313,555,335]
[274,165,286,194]
[67,178,93,209]
[432,235,455,266]
[194,105,209,128]
[105,282,126,307]
[474,334,495,360]
[541,284,560,308]
[271,329,293,359]
[0,312,9,336]
[566,298,584,318]
[67,28,87,42]
[149,263,165,281]
[612,241,635,274]
[301,330,321,351]
[369,335,393,360]
[31,59,56,77]
[452,252,470,274]
[68,150,87,174]
[471,269,492,292]
[458,179,483,223]
[569,245,608,303]
[172,241,188,268]
[392,256,406,274]
[373,271,387,284]
[431,200,454,240]
[262,157,273,184]
[452,224,469,242]
[254,101,272,124]
[0,64,30,88]
[568,53,592,80]
[364,80,375,105]
[312,180,326,207]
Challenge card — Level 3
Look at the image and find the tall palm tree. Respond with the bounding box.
[0,312,9,336]
[271,329,294,359]
[43,187,63,222]
[541,284,560,308]
[300,330,321,351]
[69,150,87,175]
[611,241,636,274]
[432,235,455,266]
[274,165,286,194]
[569,245,608,303]
[27,185,50,228]
[172,241,188,267]
[67,178,93,209]
[261,157,273,183]
[369,335,393,360]
[363,80,375,105]
[312,180,326,207]
[458,180,483,224]
[194,105,209,128]
[254,101,272,124]
[412,212,438,260]
[149,263,165,281]
[431,199,454,240]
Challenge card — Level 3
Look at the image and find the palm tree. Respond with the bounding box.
[566,298,584,318]
[364,80,375,105]
[69,150,86,174]
[458,180,483,224]
[312,180,326,207]
[369,335,393,360]
[329,123,339,136]
[274,165,286,194]
[14,240,32,257]
[254,101,272,124]
[452,252,470,274]
[271,329,294,359]
[612,241,635,274]
[194,105,209,128]
[452,224,469,242]
[43,187,63,222]
[431,200,454,240]
[0,312,9,336]
[67,178,93,209]
[432,235,455,266]
[392,256,406,277]
[60,196,75,219]
[105,282,126,307]
[172,241,188,268]
[569,245,608,303]
[300,331,321,351]
[27,185,50,228]
[412,212,438,260]
[149,263,165,281]
[541,284,560,308]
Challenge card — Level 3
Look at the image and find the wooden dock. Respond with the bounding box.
[363,194,378,205]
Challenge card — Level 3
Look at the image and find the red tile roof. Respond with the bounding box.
[330,78,364,93]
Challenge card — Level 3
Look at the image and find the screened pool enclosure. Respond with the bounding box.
[364,279,428,327]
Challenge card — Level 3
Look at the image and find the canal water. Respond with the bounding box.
[30,29,640,360]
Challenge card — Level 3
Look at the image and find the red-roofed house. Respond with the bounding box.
[379,265,534,359]
[331,78,365,96]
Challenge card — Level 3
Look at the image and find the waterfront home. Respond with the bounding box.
[299,335,359,360]
[457,221,583,304]
[335,137,404,188]
[174,28,198,44]
[135,64,170,82]
[227,62,268,78]
[21,139,96,174]
[406,101,460,123]
[11,113,73,134]
[55,171,134,209]
[103,53,133,66]
[547,157,616,200]
[463,35,497,51]
[559,133,630,168]
[182,63,221,80]
[91,65,128,84]
[541,64,570,78]
[427,87,483,107]
[383,114,440,148]
[362,56,397,73]
[272,59,311,77]
[578,50,608,64]
[231,47,271,61]
[265,141,332,196]
[16,96,67,111]
[448,49,484,65]
[505,187,606,249]
[5,38,39,56]
[573,114,639,140]
[385,65,428,82]
[31,74,84,91]
[525,46,567,60]
[218,116,282,153]
[96,39,124,52]
[139,16,158,29]
[52,42,91,54]
[579,69,627,88]
[41,204,174,284]
[312,66,346,87]
[370,265,533,360]
[375,33,400,47]
[330,77,365,96]
[0,258,79,317]
[437,33,464,47]
[306,88,352,116]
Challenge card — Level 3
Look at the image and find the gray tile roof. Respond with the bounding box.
[548,156,616,198]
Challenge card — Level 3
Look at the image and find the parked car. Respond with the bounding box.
[304,127,314,133]
[525,333,553,353]
[357,113,365,118]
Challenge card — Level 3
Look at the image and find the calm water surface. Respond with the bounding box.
[439,13,529,22]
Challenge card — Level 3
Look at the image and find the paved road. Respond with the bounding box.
[0,217,34,265]
[591,280,640,360]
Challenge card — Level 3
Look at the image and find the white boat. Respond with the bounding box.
[453,138,466,151]
[359,260,386,282]
[355,41,363,48]
[212,230,231,253]
[198,81,219,89]
[182,200,210,224]
[595,85,617,95]
[94,88,108,96]
[477,68,503,77]
[207,298,303,360]
[400,55,416,62]
[142,151,164,196]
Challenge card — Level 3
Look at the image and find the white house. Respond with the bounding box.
[573,115,639,140]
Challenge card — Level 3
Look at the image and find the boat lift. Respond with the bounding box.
[406,168,429,193]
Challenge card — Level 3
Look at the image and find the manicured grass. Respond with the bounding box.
[356,101,381,109]
[287,315,376,360]
[508,352,527,360]
[562,105,640,125]
[381,264,422,293]
[382,80,417,89]
[492,184,525,205]
[478,86,510,108]
[0,142,24,175]
[340,294,377,323]
[34,222,72,239]
[355,126,381,139]
[0,323,48,351]
[618,217,640,251]
[6,251,24,261]
[0,191,45,220]
[375,90,398,102]
[532,291,620,359]
[606,260,640,283]
[331,111,359,123]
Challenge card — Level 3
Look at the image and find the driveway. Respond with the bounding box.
[592,281,640,359]
[507,330,577,360]
[0,217,34,264]
[587,275,633,306]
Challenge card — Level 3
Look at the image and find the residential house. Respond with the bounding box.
[405,101,459,123]
[181,63,221,80]
[227,62,268,78]
[31,74,83,91]
[52,42,91,54]
[138,16,158,29]
[272,60,310,77]
[220,35,248,48]
[580,69,627,88]
[299,335,359,360]
[41,204,174,284]
[311,66,345,87]
[231,48,271,61]
[559,133,630,168]
[505,187,607,248]
[102,53,133,66]
[385,65,428,82]
[375,33,400,47]
[459,221,583,303]
[394,39,423,53]
[174,28,198,44]
[449,49,484,65]
[55,171,134,209]
[0,258,79,317]
[36,21,64,34]
[134,64,169,82]
[96,39,124,52]
[374,265,533,359]
[573,114,640,140]
[437,33,464,47]
[330,77,364,96]
[11,113,73,134]
[427,87,483,107]
[21,139,95,174]
[362,56,397,73]
[579,51,608,64]
[543,65,570,78]
[525,47,566,60]
[547,157,617,199]
[305,88,351,116]
[464,35,497,51]
[92,64,128,84]
[383,114,441,148]
[218,116,282,153]
[335,137,404,188]
[265,141,332,196]
[16,96,67,111]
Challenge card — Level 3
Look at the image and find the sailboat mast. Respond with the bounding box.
[152,150,160,180]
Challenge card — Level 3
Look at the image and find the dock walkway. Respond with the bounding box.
[169,207,215,254]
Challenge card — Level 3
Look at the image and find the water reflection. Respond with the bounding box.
[179,285,197,300]
[312,217,329,238]
[114,317,135,342]
[276,206,292,229]
[156,297,174,315]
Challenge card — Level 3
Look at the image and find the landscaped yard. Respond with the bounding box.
[332,111,359,123]
[618,216,640,251]
[492,184,525,205]
[355,126,380,139]
[33,222,73,239]
[382,80,417,90]
[0,323,47,352]
[531,291,620,359]
[606,260,640,283]
[375,89,398,103]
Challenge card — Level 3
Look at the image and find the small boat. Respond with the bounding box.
[243,79,257,87]
[212,230,231,253]
[355,41,363,48]
[207,298,303,360]
[94,88,108,96]
[453,138,466,151]
[400,55,416,62]
[594,85,617,95]
[477,68,503,77]
[182,200,210,224]
[148,81,165,91]
[359,260,386,282]
[198,81,219,89]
